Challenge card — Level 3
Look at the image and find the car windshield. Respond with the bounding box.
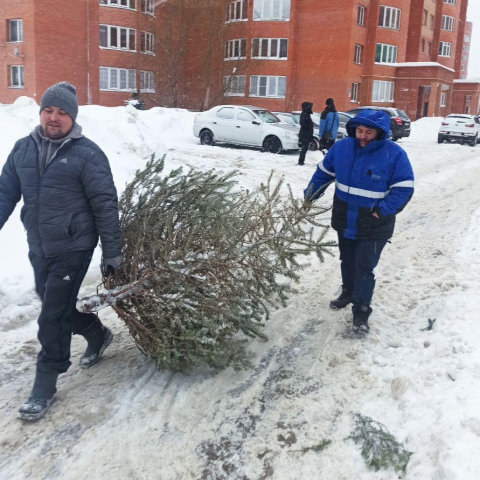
[253,110,280,123]
[395,110,410,119]
[276,114,297,126]
[447,115,472,120]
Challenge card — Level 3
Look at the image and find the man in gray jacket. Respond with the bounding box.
[0,82,122,420]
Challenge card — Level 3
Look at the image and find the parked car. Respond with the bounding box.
[346,106,410,141]
[273,111,319,151]
[289,111,353,146]
[193,105,300,154]
[438,114,480,146]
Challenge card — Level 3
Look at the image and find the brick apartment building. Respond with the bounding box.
[0,0,477,119]
[459,20,472,78]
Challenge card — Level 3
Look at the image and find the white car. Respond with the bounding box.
[193,105,300,154]
[438,114,480,146]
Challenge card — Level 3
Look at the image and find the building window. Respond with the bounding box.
[357,5,365,26]
[140,71,155,93]
[440,93,446,107]
[378,6,401,30]
[420,38,425,53]
[466,95,472,102]
[224,39,247,60]
[8,19,23,43]
[444,0,456,5]
[429,14,434,28]
[253,0,290,21]
[99,25,136,51]
[439,41,452,57]
[375,43,398,63]
[423,9,428,25]
[9,65,24,88]
[372,80,394,102]
[251,38,288,59]
[354,44,362,64]
[100,0,136,10]
[99,67,136,91]
[460,65,465,71]
[226,0,248,22]
[427,42,432,55]
[462,54,468,61]
[140,31,155,54]
[464,35,470,42]
[463,45,469,52]
[351,82,359,102]
[249,75,286,98]
[141,0,154,15]
[441,15,454,31]
[223,75,246,96]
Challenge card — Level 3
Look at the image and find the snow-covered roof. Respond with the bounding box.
[454,78,480,84]
[383,62,456,73]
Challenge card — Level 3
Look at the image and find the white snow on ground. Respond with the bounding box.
[1,98,480,480]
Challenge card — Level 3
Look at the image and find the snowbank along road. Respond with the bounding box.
[1,98,480,480]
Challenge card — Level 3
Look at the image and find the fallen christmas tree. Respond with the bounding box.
[77,154,334,371]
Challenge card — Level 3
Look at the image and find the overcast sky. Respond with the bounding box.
[467,1,480,77]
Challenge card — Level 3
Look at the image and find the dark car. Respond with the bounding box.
[346,106,411,141]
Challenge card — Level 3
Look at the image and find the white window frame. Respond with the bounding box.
[99,67,136,91]
[100,0,136,10]
[378,6,401,30]
[9,65,24,88]
[464,35,470,42]
[100,25,136,52]
[357,5,365,26]
[141,31,155,55]
[249,75,286,98]
[441,15,455,31]
[253,0,290,21]
[226,0,248,23]
[439,41,452,57]
[354,44,362,64]
[351,83,359,102]
[8,19,23,43]
[251,38,288,59]
[440,93,447,107]
[141,0,154,15]
[375,43,398,63]
[224,39,247,60]
[444,0,456,5]
[372,80,394,102]
[223,75,246,96]
[140,70,155,93]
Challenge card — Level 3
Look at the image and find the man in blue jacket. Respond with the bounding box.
[0,82,122,420]
[304,109,414,332]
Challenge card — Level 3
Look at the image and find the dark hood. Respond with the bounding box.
[301,102,313,114]
[346,109,391,140]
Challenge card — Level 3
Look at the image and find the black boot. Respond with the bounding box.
[352,304,372,333]
[18,371,58,421]
[329,287,353,310]
[79,322,113,369]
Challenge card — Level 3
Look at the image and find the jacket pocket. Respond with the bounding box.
[67,213,77,237]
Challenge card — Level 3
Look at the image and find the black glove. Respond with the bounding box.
[102,254,123,277]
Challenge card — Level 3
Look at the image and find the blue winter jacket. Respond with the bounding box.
[319,111,339,139]
[305,109,414,240]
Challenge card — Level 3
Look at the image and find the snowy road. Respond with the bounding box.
[1,101,480,479]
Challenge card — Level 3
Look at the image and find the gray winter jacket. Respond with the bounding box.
[0,125,122,258]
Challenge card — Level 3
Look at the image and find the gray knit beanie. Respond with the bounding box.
[40,82,78,122]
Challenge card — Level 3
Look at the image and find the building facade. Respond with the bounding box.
[460,21,473,79]
[0,0,477,119]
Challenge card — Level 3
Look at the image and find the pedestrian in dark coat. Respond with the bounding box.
[0,82,123,421]
[298,101,314,166]
[319,98,340,151]
[304,109,414,332]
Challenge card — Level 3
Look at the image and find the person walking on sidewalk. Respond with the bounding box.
[304,109,414,332]
[0,82,123,420]
[298,101,314,166]
[319,98,339,152]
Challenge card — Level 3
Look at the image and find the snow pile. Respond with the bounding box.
[1,101,480,479]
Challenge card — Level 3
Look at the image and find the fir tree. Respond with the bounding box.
[78,155,334,371]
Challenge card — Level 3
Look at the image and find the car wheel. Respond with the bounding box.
[200,129,215,146]
[437,134,444,144]
[469,134,478,147]
[308,139,319,151]
[263,136,282,154]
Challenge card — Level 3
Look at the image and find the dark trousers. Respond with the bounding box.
[337,233,388,307]
[320,137,335,151]
[298,141,309,164]
[29,250,99,374]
